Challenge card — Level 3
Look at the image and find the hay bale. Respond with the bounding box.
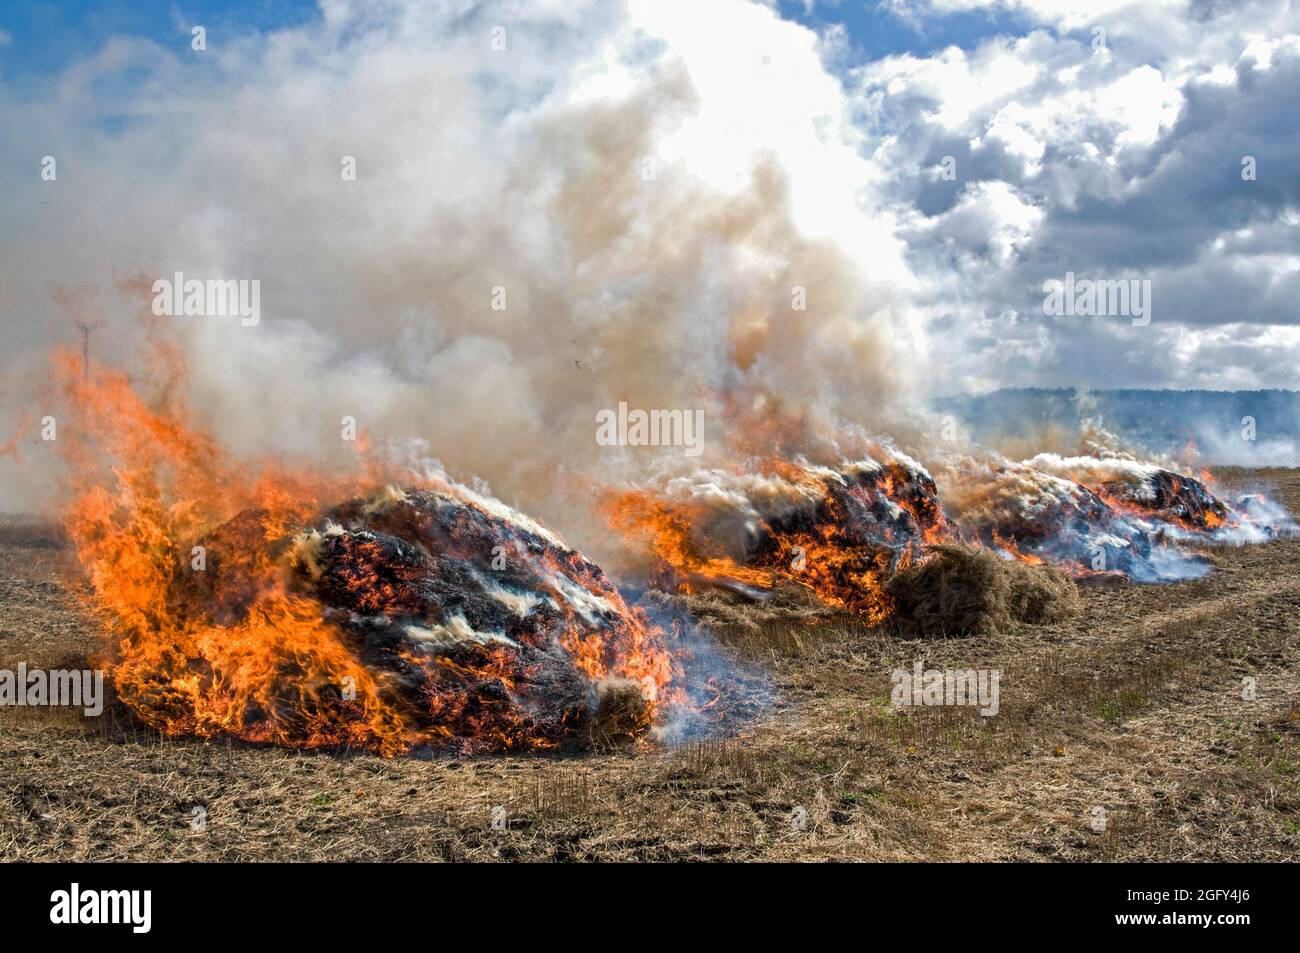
[885,543,1078,637]
[586,677,651,746]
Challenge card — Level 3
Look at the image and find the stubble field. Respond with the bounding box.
[2,468,1297,862]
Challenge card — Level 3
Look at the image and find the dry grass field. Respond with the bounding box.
[2,468,1297,862]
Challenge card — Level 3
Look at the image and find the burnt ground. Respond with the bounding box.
[1,468,1298,862]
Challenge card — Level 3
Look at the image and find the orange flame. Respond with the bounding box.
[602,459,949,625]
[52,346,415,752]
[52,344,676,754]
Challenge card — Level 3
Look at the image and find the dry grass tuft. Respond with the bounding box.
[886,543,1080,637]
[587,677,651,747]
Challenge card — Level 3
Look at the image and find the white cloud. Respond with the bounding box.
[900,0,1184,31]
[916,180,1044,266]
[628,0,913,287]
[854,0,1300,394]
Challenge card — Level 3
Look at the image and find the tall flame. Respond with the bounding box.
[52,345,677,754]
[54,346,414,752]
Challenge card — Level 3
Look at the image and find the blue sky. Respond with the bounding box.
[0,1,320,81]
[2,0,1031,80]
[778,0,1035,59]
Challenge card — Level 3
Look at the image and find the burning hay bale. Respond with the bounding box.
[950,460,1242,580]
[282,486,673,752]
[944,464,1157,576]
[1024,454,1228,531]
[98,482,678,755]
[607,453,949,624]
[1100,468,1228,530]
[610,447,1283,631]
[884,544,1079,637]
[54,357,755,756]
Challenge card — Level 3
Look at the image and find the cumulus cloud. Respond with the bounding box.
[858,0,1300,393]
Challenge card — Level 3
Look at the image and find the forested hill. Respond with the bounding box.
[933,389,1300,466]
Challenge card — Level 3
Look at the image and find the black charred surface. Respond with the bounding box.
[187,490,653,752]
[1099,469,1229,530]
[755,461,949,562]
[304,490,650,750]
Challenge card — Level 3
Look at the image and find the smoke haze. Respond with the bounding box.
[0,0,923,560]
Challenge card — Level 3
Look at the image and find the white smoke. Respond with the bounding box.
[0,0,925,563]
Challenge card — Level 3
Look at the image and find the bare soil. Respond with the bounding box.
[2,469,1297,862]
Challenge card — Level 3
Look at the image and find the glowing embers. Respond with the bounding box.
[117,485,678,755]
[613,452,1282,609]
[290,488,676,752]
[607,455,951,623]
